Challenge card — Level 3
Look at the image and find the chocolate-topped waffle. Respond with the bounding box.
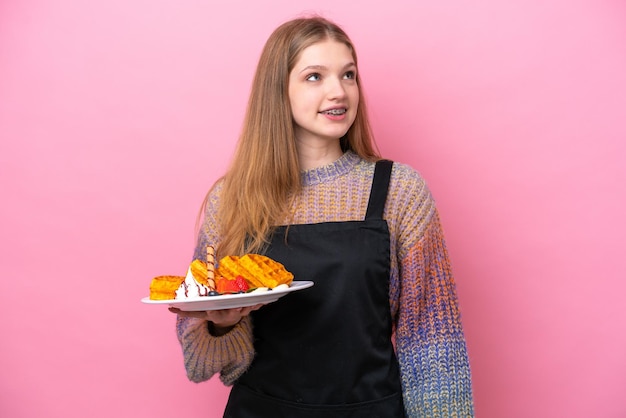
[189,258,216,291]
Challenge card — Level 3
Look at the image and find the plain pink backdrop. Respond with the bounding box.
[1,0,625,417]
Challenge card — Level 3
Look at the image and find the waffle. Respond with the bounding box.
[189,259,216,290]
[149,275,184,300]
[216,254,294,289]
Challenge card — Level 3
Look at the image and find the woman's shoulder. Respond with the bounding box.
[352,156,431,201]
[197,177,225,221]
[388,160,431,198]
[389,160,424,179]
[205,177,225,201]
[385,160,437,240]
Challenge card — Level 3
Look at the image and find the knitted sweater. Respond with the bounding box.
[176,151,475,417]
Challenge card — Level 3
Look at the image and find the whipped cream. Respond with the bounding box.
[175,267,211,299]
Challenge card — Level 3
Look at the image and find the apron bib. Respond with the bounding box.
[224,160,404,417]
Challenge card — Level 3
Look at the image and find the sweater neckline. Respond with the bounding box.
[300,151,361,186]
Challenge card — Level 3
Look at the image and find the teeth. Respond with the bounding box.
[323,109,346,115]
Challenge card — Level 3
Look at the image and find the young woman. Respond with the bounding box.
[170,16,474,417]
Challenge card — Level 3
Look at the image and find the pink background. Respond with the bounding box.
[1,0,625,417]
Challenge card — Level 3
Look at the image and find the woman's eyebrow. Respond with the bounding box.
[298,62,356,74]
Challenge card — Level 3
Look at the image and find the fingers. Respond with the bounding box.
[240,303,265,315]
[168,307,209,320]
[168,303,266,322]
[206,308,244,326]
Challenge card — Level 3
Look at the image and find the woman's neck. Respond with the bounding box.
[296,139,343,171]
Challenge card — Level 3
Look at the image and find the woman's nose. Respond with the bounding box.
[326,77,347,99]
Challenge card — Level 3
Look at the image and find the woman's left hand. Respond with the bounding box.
[168,304,264,335]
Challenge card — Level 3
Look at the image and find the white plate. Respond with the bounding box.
[141,281,314,311]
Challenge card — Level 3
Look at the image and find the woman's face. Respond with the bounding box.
[288,40,359,145]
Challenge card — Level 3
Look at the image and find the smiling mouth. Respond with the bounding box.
[320,108,347,115]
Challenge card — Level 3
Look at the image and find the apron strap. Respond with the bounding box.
[365,159,393,220]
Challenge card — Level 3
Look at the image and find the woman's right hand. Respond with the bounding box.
[169,304,264,336]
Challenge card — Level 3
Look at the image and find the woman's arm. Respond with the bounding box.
[395,211,474,416]
[175,314,255,384]
[385,164,474,416]
[173,182,257,385]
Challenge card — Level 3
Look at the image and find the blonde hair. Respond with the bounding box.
[204,16,380,257]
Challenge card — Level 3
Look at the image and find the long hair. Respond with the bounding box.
[206,16,380,257]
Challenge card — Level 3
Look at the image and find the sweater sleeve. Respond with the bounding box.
[395,213,474,416]
[175,315,255,385]
[389,168,474,417]
[174,181,256,385]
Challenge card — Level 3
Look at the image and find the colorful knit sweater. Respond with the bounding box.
[176,151,474,417]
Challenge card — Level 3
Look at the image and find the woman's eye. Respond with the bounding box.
[344,71,356,80]
[306,73,321,81]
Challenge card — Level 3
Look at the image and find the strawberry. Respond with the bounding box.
[216,275,250,294]
[235,275,250,292]
[216,278,237,294]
